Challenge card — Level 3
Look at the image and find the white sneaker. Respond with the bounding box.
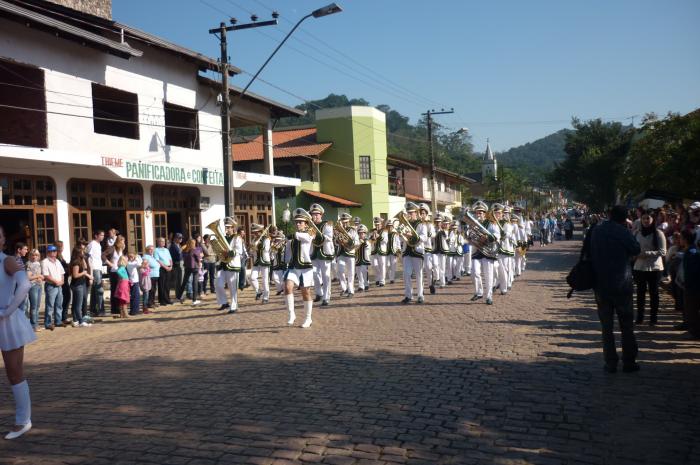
[192,300,202,305]
[72,321,79,327]
[287,311,296,326]
[301,318,312,329]
[5,422,31,440]
[79,322,90,327]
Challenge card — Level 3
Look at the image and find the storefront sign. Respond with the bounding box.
[101,157,224,186]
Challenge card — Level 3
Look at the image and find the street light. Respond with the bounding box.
[210,4,343,217]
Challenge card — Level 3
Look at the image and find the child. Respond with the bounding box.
[113,256,130,319]
[126,252,142,315]
[139,259,152,314]
[355,225,371,292]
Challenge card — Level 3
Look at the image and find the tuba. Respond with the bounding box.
[393,211,420,247]
[205,219,235,264]
[334,219,355,251]
[462,211,499,259]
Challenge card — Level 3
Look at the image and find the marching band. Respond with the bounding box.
[206,199,532,327]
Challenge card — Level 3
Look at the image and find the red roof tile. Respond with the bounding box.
[405,193,431,203]
[232,127,332,161]
[302,190,362,207]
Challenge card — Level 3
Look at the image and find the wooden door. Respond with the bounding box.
[70,209,92,246]
[126,211,144,254]
[153,211,168,241]
[187,211,201,238]
[34,210,56,255]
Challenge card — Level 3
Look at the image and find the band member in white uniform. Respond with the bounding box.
[461,212,472,276]
[285,209,315,328]
[215,217,244,314]
[419,204,436,294]
[386,221,401,284]
[271,230,288,295]
[450,220,464,281]
[512,214,526,278]
[0,225,36,440]
[370,217,388,287]
[355,224,371,291]
[249,223,271,304]
[401,202,428,304]
[336,212,360,298]
[310,204,334,307]
[433,213,448,287]
[470,201,500,305]
[493,204,514,294]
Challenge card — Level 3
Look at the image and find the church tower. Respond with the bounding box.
[482,139,497,181]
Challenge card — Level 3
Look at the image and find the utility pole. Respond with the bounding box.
[209,15,279,217]
[422,108,454,213]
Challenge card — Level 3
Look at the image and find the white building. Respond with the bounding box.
[0,0,302,254]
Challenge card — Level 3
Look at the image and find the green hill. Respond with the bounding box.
[494,129,571,180]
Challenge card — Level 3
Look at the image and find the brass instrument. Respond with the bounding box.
[334,218,356,251]
[462,211,499,259]
[270,235,287,254]
[205,219,236,264]
[393,211,420,247]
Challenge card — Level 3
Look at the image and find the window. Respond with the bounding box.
[164,102,199,149]
[92,83,139,139]
[0,175,55,206]
[0,59,47,148]
[69,180,142,210]
[359,155,371,180]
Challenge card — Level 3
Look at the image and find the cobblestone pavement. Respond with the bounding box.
[2,233,699,465]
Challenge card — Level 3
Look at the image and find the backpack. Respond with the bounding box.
[566,238,595,298]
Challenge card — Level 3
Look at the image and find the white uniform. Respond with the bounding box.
[372,229,389,285]
[423,222,437,286]
[403,221,428,300]
[434,228,449,287]
[472,221,500,301]
[386,230,402,283]
[356,239,372,290]
[250,236,271,301]
[285,230,314,328]
[312,221,335,302]
[498,222,515,292]
[336,226,360,295]
[215,235,244,310]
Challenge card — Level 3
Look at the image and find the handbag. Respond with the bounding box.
[566,244,596,298]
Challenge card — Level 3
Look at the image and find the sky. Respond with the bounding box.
[113,0,700,152]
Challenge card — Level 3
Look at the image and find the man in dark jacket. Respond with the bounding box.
[590,205,642,373]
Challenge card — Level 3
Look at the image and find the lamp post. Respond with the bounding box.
[209,3,343,218]
[423,108,454,213]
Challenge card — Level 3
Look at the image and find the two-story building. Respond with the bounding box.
[0,0,302,253]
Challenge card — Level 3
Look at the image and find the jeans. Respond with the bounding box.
[89,270,105,315]
[595,291,638,366]
[109,271,119,315]
[178,267,199,302]
[129,282,140,315]
[28,284,42,329]
[202,262,216,293]
[148,277,158,307]
[44,283,63,328]
[71,283,87,324]
[171,262,184,298]
[633,270,660,323]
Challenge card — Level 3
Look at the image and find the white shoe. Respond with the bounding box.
[5,422,31,440]
[287,312,296,326]
[79,322,90,327]
[192,300,202,305]
[301,318,312,329]
[72,321,79,327]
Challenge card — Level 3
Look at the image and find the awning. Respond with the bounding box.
[302,190,361,207]
[405,193,431,203]
[0,0,143,59]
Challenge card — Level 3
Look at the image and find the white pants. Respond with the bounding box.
[423,252,434,284]
[454,254,464,277]
[250,265,270,300]
[215,269,239,310]
[403,256,424,299]
[497,256,510,294]
[273,269,285,293]
[472,258,495,300]
[357,264,368,289]
[387,255,398,282]
[371,255,378,283]
[374,255,387,285]
[435,254,446,286]
[337,255,355,294]
[313,259,332,301]
[463,248,472,274]
[515,252,524,276]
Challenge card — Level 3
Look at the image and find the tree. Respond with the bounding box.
[621,111,700,199]
[549,118,634,210]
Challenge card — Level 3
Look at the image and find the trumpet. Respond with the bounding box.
[205,219,236,264]
[334,219,356,251]
[270,236,287,254]
[393,211,420,247]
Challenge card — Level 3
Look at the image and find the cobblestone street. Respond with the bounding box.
[2,236,699,465]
